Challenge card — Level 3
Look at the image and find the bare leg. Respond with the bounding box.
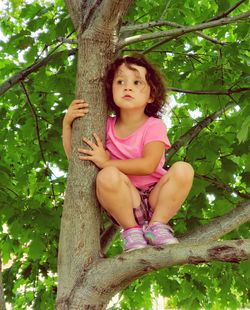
[149,161,194,224]
[96,166,141,229]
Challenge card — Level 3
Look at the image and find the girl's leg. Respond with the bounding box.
[149,161,194,224]
[96,166,141,229]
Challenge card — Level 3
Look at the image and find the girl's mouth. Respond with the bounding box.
[122,95,133,99]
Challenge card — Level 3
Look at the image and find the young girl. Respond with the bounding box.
[63,55,194,251]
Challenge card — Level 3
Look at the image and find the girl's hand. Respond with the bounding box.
[63,99,89,127]
[78,133,109,169]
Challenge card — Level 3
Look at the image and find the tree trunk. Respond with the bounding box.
[56,37,115,309]
[56,1,132,308]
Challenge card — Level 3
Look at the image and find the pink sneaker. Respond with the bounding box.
[144,222,179,246]
[121,227,147,251]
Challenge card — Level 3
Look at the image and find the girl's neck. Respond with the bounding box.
[118,110,149,126]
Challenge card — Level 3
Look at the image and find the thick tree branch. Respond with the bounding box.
[0,48,77,96]
[182,200,250,243]
[118,11,250,49]
[123,20,225,46]
[168,87,250,95]
[79,0,104,34]
[64,0,84,31]
[195,174,250,199]
[69,239,250,307]
[165,101,235,162]
[89,0,133,34]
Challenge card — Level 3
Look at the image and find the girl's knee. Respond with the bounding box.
[171,161,194,184]
[96,166,123,190]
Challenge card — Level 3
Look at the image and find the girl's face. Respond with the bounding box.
[112,63,153,113]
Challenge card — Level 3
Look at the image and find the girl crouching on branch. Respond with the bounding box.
[62,55,194,251]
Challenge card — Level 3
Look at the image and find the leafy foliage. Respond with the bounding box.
[0,0,249,308]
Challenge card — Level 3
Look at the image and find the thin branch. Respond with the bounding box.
[142,34,182,55]
[143,32,225,55]
[182,200,250,243]
[56,37,77,44]
[20,82,56,203]
[0,187,19,198]
[160,0,172,20]
[206,0,248,22]
[165,101,235,162]
[37,30,75,62]
[118,11,250,49]
[20,82,47,165]
[168,87,250,95]
[0,48,77,96]
[100,224,119,253]
[195,174,250,199]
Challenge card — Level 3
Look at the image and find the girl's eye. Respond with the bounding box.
[117,80,124,85]
[134,80,142,85]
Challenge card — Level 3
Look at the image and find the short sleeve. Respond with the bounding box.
[143,118,171,149]
[106,116,115,141]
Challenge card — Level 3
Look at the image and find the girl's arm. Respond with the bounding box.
[78,134,165,175]
[102,142,164,175]
[62,100,89,159]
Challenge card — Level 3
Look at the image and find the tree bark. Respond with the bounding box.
[56,1,132,308]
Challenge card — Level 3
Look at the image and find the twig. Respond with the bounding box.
[56,37,77,44]
[206,0,248,22]
[165,101,235,162]
[0,48,77,96]
[168,87,250,95]
[195,174,250,199]
[20,82,56,203]
[100,224,119,253]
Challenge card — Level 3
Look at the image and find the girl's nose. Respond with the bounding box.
[124,83,132,91]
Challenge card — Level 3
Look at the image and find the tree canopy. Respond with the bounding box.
[0,0,249,309]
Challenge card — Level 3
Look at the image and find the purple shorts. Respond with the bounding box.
[109,185,155,227]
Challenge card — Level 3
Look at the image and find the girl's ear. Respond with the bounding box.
[148,96,154,103]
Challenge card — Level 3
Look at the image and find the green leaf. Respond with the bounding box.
[237,116,250,143]
[28,235,45,260]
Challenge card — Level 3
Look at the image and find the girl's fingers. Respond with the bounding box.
[82,138,96,149]
[72,99,87,105]
[79,156,91,161]
[71,104,89,110]
[93,133,102,147]
[78,148,93,155]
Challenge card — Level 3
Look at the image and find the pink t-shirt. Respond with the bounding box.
[105,116,171,190]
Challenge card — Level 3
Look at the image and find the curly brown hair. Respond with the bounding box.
[105,54,167,118]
